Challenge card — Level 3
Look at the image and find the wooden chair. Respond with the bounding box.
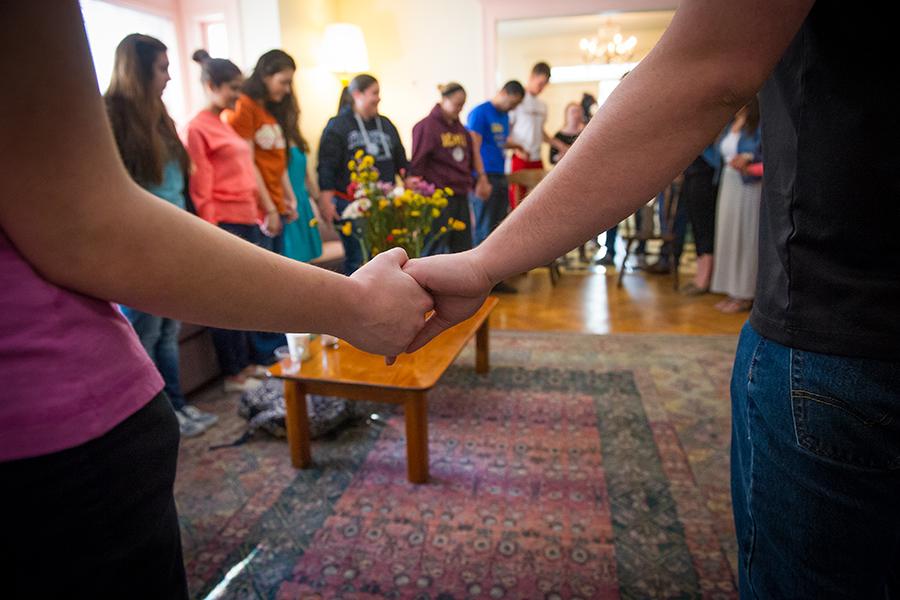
[507,168,563,285]
[617,181,682,290]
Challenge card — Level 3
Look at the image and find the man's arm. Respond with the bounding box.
[404,0,815,350]
[0,1,432,357]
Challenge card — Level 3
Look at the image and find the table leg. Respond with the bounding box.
[283,380,311,469]
[476,316,490,375]
[405,392,429,484]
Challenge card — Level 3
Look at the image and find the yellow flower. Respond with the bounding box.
[379,199,390,210]
[410,210,421,217]
[371,246,379,255]
[348,160,357,170]
[444,187,454,197]
[451,220,467,231]
[391,228,403,236]
[440,226,448,233]
[362,155,375,168]
[431,208,440,218]
[354,149,365,160]
[350,173,358,182]
[393,198,403,208]
[309,218,318,227]
[433,189,444,199]
[435,198,448,208]
[341,222,353,236]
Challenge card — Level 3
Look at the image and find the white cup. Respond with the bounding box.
[286,333,311,362]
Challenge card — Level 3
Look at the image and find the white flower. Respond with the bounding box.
[341,200,363,220]
[358,198,372,211]
[388,186,405,199]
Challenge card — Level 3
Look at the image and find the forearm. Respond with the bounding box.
[53,183,358,336]
[282,170,298,209]
[473,0,809,284]
[253,165,277,214]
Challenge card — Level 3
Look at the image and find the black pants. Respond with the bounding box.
[681,163,718,256]
[424,195,474,255]
[0,393,188,599]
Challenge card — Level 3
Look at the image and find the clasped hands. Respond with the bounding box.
[342,248,494,361]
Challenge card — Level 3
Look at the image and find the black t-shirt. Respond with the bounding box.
[751,1,900,359]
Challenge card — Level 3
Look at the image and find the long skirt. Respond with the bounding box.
[710,167,761,300]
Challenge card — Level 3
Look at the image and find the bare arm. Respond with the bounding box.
[469,131,492,200]
[404,0,815,350]
[0,1,431,356]
[244,141,282,234]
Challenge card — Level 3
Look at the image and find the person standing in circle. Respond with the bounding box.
[411,82,492,255]
[104,34,219,436]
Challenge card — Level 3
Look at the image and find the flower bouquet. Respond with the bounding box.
[339,150,466,260]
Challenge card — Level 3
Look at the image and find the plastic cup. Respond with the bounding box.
[286,333,311,362]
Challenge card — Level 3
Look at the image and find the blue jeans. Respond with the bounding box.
[470,174,508,247]
[731,322,900,598]
[122,309,186,411]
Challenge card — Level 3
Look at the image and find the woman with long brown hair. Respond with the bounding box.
[104,34,218,436]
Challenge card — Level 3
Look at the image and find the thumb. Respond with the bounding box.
[406,312,452,354]
[374,246,409,268]
[402,257,431,289]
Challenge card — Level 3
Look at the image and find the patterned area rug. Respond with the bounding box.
[176,331,738,599]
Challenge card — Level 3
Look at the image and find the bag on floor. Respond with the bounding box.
[210,379,354,448]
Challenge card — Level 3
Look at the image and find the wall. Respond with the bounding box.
[497,16,672,163]
[279,0,485,167]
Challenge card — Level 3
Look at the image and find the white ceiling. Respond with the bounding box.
[498,10,676,40]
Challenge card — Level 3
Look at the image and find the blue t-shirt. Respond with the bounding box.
[466,101,508,175]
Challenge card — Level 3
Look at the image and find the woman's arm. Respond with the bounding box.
[282,169,299,223]
[0,1,432,356]
[244,141,282,235]
[185,126,217,223]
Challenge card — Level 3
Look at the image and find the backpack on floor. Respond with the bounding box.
[210,378,354,448]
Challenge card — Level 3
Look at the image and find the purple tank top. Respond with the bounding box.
[0,230,163,461]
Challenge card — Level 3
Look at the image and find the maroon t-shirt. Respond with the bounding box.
[410,104,475,195]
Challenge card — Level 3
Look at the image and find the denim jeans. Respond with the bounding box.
[470,174,508,247]
[731,322,900,598]
[122,309,186,411]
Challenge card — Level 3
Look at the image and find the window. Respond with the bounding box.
[203,20,229,60]
[79,0,186,123]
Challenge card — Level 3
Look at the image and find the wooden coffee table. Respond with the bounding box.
[267,297,498,484]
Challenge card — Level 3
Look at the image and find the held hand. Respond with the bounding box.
[402,251,494,353]
[262,211,283,237]
[284,204,299,224]
[345,248,435,357]
[729,154,752,172]
[319,201,339,223]
[474,177,493,201]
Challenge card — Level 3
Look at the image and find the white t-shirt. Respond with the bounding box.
[508,92,548,162]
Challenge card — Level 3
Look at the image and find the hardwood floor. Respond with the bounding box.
[492,253,747,336]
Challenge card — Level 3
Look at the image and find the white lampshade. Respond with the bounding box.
[322,23,370,75]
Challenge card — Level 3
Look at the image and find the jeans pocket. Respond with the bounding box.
[790,349,900,471]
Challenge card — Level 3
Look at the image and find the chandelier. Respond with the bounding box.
[579,19,637,64]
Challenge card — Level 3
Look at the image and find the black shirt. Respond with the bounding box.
[549,131,579,165]
[751,1,900,359]
[317,107,409,196]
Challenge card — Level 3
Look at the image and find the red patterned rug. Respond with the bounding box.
[176,331,738,599]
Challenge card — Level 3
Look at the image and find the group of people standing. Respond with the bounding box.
[102,34,567,435]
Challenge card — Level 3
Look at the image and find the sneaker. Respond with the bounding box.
[175,410,207,437]
[492,281,518,294]
[594,254,616,267]
[181,405,219,428]
[223,376,263,393]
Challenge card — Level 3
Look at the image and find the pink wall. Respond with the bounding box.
[479,0,678,94]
